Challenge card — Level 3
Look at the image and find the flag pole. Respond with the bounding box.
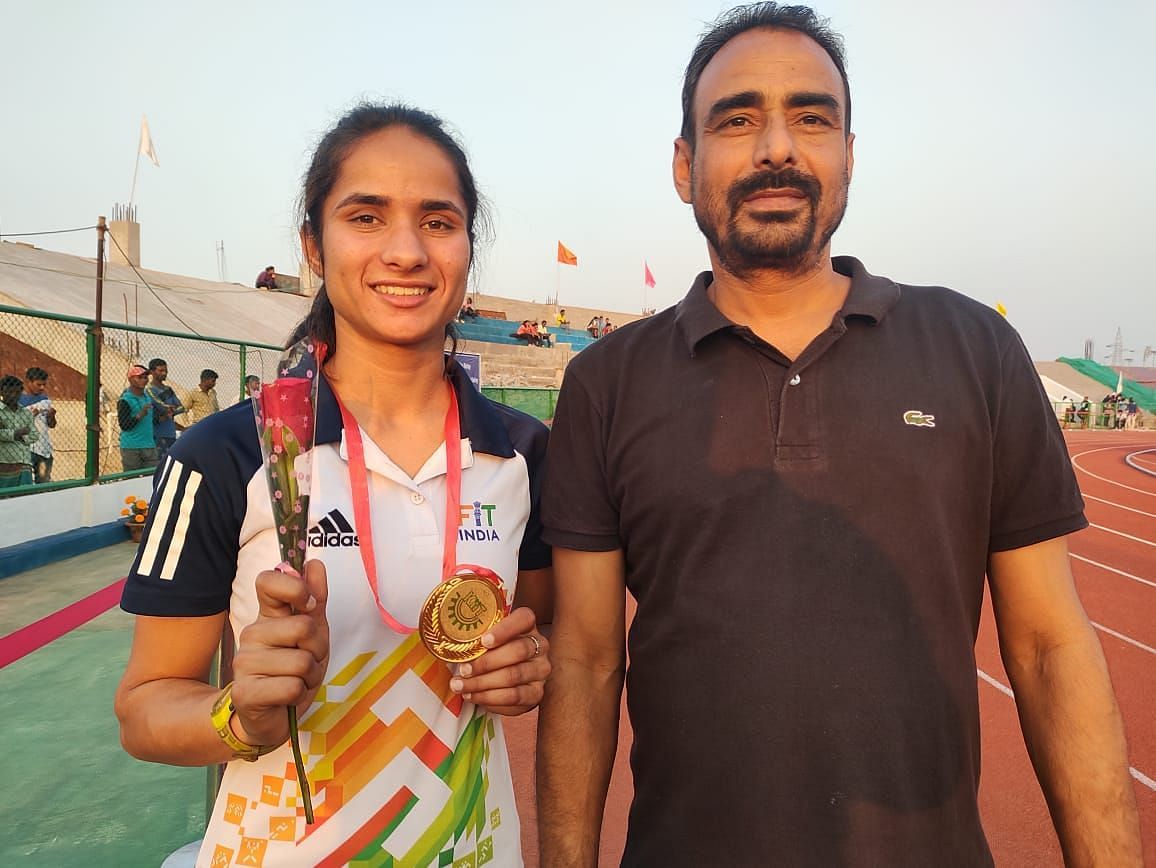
[554,259,560,306]
[129,151,141,209]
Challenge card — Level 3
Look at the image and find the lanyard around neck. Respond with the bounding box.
[336,382,461,634]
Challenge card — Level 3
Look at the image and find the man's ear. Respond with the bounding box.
[672,137,694,205]
[300,226,323,278]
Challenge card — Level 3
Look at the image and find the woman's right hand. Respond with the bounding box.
[230,559,329,748]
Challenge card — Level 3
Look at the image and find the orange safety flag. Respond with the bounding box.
[557,241,578,266]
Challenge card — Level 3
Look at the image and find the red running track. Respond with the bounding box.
[509,431,1156,865]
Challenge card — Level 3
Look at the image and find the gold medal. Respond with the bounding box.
[419,573,509,663]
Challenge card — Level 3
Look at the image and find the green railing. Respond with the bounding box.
[0,304,282,496]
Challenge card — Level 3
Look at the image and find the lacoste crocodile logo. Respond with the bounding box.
[903,410,936,428]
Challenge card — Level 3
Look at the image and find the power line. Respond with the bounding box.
[0,225,99,238]
[104,231,241,355]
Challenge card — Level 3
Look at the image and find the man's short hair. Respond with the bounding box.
[680,2,851,146]
[245,375,260,385]
[200,369,219,381]
[147,358,167,371]
[25,367,48,381]
[0,374,23,391]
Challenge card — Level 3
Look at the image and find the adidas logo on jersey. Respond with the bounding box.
[308,509,359,547]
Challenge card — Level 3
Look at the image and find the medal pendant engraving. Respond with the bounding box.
[420,573,508,663]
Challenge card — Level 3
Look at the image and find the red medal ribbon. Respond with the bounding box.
[336,382,466,634]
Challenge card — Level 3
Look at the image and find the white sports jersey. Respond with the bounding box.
[123,362,550,867]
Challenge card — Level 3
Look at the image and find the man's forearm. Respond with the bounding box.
[1005,631,1142,866]
[537,657,625,868]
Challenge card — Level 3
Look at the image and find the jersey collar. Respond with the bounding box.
[314,356,515,459]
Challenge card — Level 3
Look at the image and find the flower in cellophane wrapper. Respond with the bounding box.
[250,337,322,823]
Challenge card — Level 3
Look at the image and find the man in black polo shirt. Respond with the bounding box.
[536,4,1141,866]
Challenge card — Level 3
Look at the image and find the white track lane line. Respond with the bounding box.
[1071,447,1156,498]
[1081,494,1156,519]
[1070,553,1156,590]
[1125,449,1156,479]
[976,668,1156,792]
[1088,524,1156,548]
[1091,622,1156,656]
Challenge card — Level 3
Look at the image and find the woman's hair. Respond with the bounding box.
[288,103,490,356]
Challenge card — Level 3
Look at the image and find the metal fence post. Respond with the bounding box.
[238,344,248,403]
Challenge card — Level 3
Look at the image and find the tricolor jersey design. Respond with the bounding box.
[122,362,549,867]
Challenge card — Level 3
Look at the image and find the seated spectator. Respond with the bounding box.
[602,319,615,337]
[513,320,539,346]
[555,308,570,328]
[255,266,278,289]
[185,369,220,426]
[587,316,600,339]
[539,320,553,347]
[459,297,480,321]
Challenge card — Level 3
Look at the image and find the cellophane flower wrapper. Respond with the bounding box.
[251,337,321,823]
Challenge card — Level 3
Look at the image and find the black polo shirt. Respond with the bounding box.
[541,256,1086,867]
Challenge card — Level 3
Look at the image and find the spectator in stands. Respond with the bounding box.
[255,266,279,289]
[1078,396,1091,427]
[555,309,570,328]
[514,320,540,346]
[146,358,186,463]
[0,374,37,488]
[245,375,261,398]
[459,296,480,321]
[601,319,615,337]
[539,320,553,347]
[19,366,56,483]
[185,369,221,426]
[118,365,157,471]
[586,315,602,338]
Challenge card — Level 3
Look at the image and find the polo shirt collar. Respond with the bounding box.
[313,356,515,459]
[674,255,901,353]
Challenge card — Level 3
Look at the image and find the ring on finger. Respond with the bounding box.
[526,634,542,658]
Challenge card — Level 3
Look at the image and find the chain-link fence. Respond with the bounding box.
[0,304,282,495]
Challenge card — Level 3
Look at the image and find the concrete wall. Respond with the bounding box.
[2,477,143,546]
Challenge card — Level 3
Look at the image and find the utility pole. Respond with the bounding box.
[86,217,107,483]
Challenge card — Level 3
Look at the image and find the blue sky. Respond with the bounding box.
[2,0,1152,361]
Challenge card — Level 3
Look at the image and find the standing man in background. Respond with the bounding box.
[0,374,37,488]
[145,358,185,463]
[183,369,220,426]
[118,365,156,472]
[536,4,1141,866]
[19,366,56,483]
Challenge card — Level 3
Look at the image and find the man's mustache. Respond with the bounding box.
[727,168,821,212]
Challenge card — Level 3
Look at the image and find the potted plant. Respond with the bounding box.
[121,495,149,544]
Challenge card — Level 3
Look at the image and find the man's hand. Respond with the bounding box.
[14,425,30,439]
[450,606,550,715]
[231,560,329,747]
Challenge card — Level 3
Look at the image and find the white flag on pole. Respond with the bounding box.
[139,115,160,167]
[1115,371,1124,394]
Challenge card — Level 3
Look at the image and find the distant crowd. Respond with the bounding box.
[456,299,617,349]
[0,360,265,488]
[1059,393,1142,430]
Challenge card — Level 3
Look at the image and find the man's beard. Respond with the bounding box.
[692,166,848,278]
